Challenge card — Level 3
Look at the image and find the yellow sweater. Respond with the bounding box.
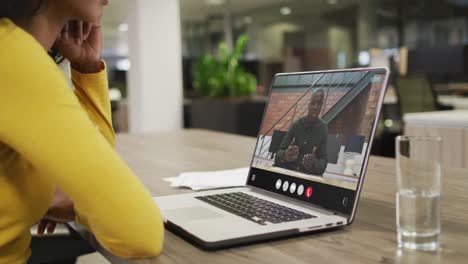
[0,18,163,263]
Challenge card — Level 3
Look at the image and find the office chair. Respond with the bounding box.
[29,224,95,264]
[269,130,287,159]
[395,74,452,114]
[344,135,365,154]
[326,134,343,164]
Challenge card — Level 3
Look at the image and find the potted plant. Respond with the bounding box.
[189,35,266,136]
[193,35,257,97]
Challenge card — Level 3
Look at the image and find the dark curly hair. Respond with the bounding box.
[0,0,46,23]
[1,0,63,64]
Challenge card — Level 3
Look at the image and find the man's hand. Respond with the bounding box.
[284,137,299,162]
[302,147,317,170]
[54,20,102,73]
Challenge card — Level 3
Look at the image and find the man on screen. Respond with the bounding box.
[275,89,328,176]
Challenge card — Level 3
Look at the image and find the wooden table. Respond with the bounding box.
[76,129,468,264]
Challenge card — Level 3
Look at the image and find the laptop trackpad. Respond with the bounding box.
[165,206,224,222]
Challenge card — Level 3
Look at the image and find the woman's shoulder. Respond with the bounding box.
[0,18,15,36]
[0,18,68,99]
[0,18,58,76]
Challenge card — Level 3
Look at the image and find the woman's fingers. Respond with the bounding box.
[75,21,83,45]
[37,219,58,235]
[53,23,68,50]
[83,22,93,40]
[69,20,83,45]
[61,20,100,45]
[37,220,47,235]
[46,221,57,234]
[85,22,102,52]
[61,23,70,41]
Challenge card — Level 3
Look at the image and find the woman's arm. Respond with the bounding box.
[71,62,115,146]
[55,21,115,146]
[38,63,113,235]
[0,52,163,259]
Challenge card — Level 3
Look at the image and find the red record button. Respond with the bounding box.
[305,187,313,198]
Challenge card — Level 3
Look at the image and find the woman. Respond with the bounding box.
[0,1,164,263]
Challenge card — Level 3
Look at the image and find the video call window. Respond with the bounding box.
[252,71,385,190]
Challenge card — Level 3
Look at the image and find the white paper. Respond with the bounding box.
[164,167,249,191]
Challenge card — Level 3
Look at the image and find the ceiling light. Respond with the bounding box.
[109,88,122,101]
[205,0,225,5]
[358,51,370,66]
[118,23,128,32]
[384,119,394,128]
[280,7,292,16]
[116,59,131,71]
[328,0,338,4]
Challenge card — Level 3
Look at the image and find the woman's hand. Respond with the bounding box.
[37,188,75,235]
[37,219,57,235]
[43,197,75,223]
[54,20,103,73]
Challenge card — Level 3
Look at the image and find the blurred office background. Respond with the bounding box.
[100,0,468,158]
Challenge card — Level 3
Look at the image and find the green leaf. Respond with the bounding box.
[192,34,257,98]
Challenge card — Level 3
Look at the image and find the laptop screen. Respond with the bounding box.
[247,68,388,216]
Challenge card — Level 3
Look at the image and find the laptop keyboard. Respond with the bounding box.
[195,192,315,226]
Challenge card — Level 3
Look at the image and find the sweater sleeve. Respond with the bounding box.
[71,61,115,146]
[0,55,164,259]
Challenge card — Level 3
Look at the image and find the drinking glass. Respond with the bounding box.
[396,136,442,251]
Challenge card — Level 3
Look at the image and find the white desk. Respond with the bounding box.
[404,110,468,168]
[383,94,468,110]
[438,95,468,109]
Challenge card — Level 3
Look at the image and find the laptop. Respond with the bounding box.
[154,68,389,250]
